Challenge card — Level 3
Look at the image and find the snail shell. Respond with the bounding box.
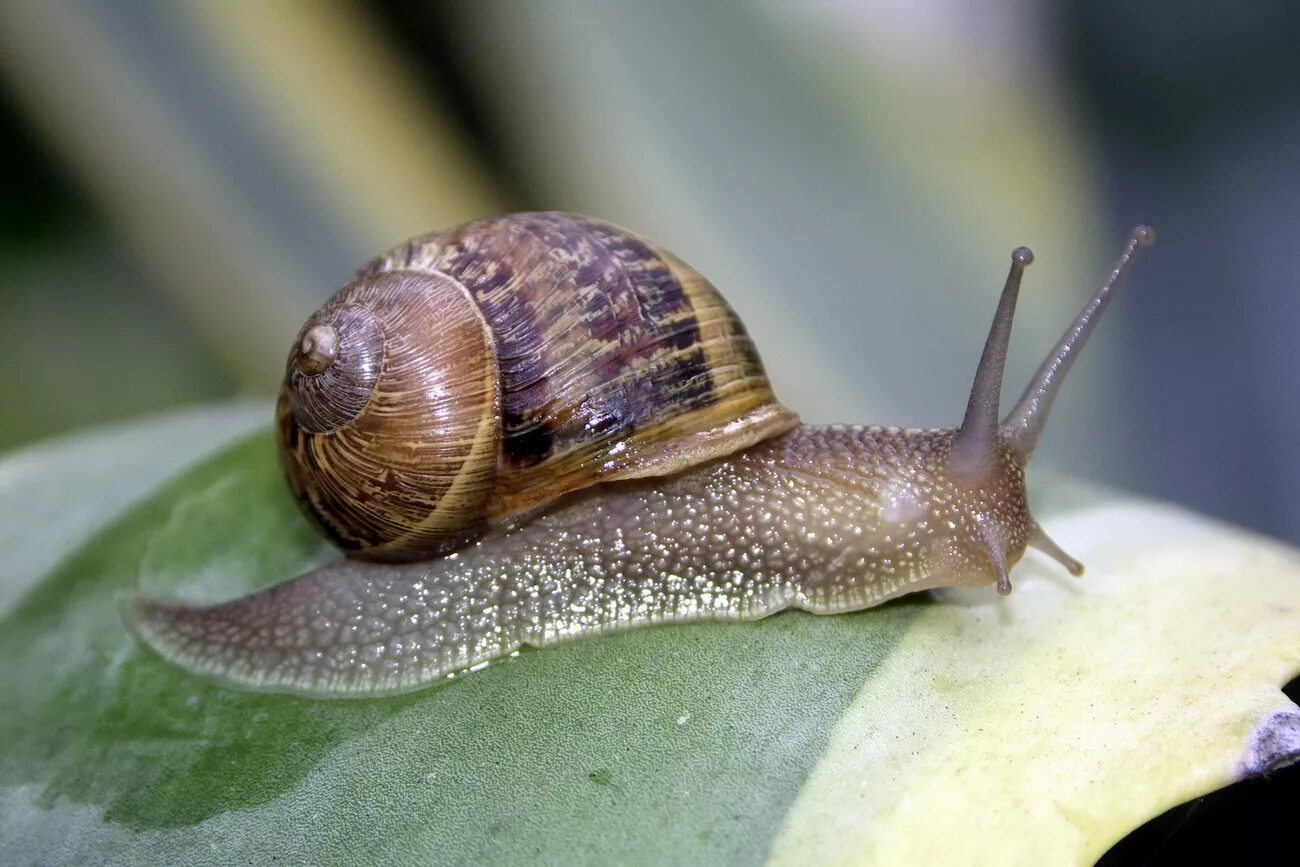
[277,212,798,561]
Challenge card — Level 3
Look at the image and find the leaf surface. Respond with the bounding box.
[1,404,1297,865]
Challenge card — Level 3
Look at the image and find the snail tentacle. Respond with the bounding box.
[999,226,1155,460]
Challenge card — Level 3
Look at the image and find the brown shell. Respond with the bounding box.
[277,271,500,560]
[279,211,798,560]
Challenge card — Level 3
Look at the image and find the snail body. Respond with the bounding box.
[130,213,1154,697]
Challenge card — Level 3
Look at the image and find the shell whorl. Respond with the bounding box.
[360,212,798,519]
[278,270,500,561]
[285,303,383,433]
[279,212,797,561]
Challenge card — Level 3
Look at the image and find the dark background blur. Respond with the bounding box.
[0,2,1296,861]
[2,1,1298,548]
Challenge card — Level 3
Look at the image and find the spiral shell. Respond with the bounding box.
[278,212,798,560]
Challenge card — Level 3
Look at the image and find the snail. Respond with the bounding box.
[128,212,1155,697]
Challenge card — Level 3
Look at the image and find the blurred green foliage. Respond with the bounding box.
[0,91,236,450]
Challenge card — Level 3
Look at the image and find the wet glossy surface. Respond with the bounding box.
[132,424,1033,696]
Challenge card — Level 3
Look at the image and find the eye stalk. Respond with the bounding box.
[999,225,1156,460]
[950,225,1155,593]
[949,244,1035,478]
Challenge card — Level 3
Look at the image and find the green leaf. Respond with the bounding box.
[2,404,1299,865]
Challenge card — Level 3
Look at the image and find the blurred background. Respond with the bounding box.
[1,3,1297,860]
[0,0,1297,556]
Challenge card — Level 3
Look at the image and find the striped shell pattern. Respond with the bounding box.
[277,212,798,561]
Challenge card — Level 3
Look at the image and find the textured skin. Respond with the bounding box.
[131,425,1032,697]
[280,212,796,560]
